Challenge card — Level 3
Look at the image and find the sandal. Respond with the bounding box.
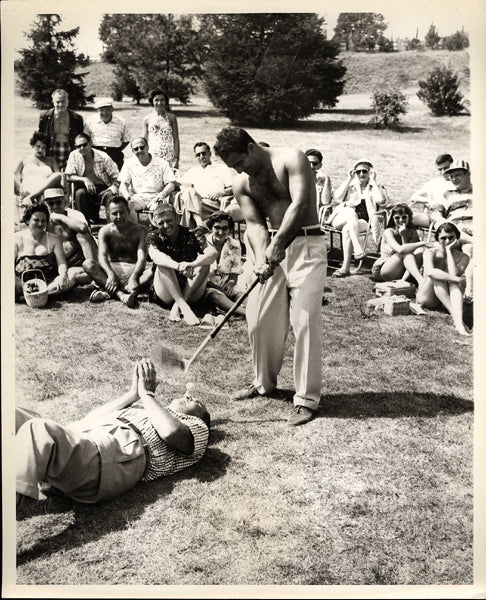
[332,269,350,278]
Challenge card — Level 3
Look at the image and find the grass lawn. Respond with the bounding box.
[9,51,475,588]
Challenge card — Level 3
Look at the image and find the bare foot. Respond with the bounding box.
[169,304,182,322]
[180,306,200,326]
[119,291,137,308]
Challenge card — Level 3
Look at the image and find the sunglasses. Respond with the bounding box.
[75,142,88,149]
[438,235,456,241]
[196,151,208,157]
[355,169,369,175]
[132,145,146,151]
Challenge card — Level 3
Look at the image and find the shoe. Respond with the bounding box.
[231,384,265,401]
[332,269,350,278]
[287,405,315,426]
[90,289,110,303]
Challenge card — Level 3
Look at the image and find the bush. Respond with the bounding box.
[378,37,395,52]
[405,38,423,51]
[442,30,469,51]
[417,66,465,116]
[371,87,408,129]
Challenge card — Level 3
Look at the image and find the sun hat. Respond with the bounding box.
[43,188,65,199]
[444,159,470,174]
[353,159,373,171]
[94,97,113,109]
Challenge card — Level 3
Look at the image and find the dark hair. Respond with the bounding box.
[435,221,461,241]
[193,142,210,153]
[436,154,453,166]
[75,132,91,144]
[305,148,323,163]
[108,195,129,211]
[259,141,270,147]
[386,203,415,229]
[29,131,49,147]
[23,202,50,224]
[214,127,256,160]
[206,210,234,234]
[149,89,169,107]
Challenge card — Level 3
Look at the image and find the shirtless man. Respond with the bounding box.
[214,127,327,426]
[43,188,100,288]
[90,196,153,307]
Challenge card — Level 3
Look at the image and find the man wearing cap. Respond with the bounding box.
[410,153,455,227]
[84,99,130,170]
[65,133,120,224]
[38,89,84,171]
[214,127,327,427]
[43,188,102,287]
[16,358,210,515]
[178,142,235,226]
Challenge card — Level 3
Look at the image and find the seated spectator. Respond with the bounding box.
[15,204,72,300]
[371,203,432,284]
[327,159,388,277]
[43,188,100,287]
[179,142,235,226]
[14,131,62,205]
[147,204,218,325]
[119,137,177,220]
[89,196,153,308]
[410,153,454,227]
[84,98,130,170]
[16,357,210,515]
[305,149,333,220]
[416,222,470,336]
[204,211,246,317]
[38,88,84,171]
[65,133,119,224]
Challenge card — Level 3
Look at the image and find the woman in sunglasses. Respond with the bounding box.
[327,159,388,277]
[416,222,470,335]
[203,211,246,317]
[371,203,431,284]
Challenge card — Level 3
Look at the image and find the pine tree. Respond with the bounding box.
[333,13,388,51]
[201,14,346,126]
[16,14,94,109]
[425,24,440,49]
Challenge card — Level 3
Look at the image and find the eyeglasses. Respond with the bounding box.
[196,151,208,157]
[132,146,145,151]
[75,142,88,149]
[355,169,369,175]
[438,235,456,241]
[393,215,408,220]
[213,225,229,231]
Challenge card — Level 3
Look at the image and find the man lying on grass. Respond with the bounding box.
[16,358,210,516]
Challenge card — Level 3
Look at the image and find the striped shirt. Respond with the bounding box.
[65,148,119,188]
[84,114,130,148]
[117,403,209,481]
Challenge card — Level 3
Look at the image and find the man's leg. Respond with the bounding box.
[287,237,327,412]
[153,266,199,325]
[76,187,100,224]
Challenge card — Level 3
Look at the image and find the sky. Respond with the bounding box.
[3,0,480,60]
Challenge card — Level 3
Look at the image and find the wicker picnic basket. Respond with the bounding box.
[22,269,48,308]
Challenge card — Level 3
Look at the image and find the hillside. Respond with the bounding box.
[77,49,470,100]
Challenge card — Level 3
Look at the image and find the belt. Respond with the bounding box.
[268,227,324,238]
[94,145,122,152]
[117,416,151,478]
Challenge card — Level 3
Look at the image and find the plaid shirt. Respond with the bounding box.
[117,403,209,481]
[84,114,130,148]
[65,148,119,189]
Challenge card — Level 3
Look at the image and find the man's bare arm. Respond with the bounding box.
[233,175,269,267]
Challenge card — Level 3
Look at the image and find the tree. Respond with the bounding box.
[201,14,346,126]
[425,24,440,49]
[417,66,465,116]
[371,87,408,128]
[16,14,94,109]
[333,13,388,51]
[405,37,423,51]
[442,30,469,50]
[99,14,204,104]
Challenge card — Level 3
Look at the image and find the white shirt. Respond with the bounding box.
[410,176,455,206]
[119,155,176,195]
[179,163,233,198]
[84,114,130,148]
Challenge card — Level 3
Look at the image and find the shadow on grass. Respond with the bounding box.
[318,391,473,419]
[16,446,230,566]
[317,108,374,116]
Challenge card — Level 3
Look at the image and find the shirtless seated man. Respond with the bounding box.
[146,204,218,325]
[43,188,100,288]
[89,196,153,307]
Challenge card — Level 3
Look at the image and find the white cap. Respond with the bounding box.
[444,159,470,174]
[43,188,65,199]
[94,97,113,109]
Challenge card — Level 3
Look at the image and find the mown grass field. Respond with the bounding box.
[10,49,475,588]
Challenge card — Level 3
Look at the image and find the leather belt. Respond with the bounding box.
[117,416,151,478]
[94,146,121,152]
[269,228,324,238]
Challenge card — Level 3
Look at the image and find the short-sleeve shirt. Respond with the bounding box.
[119,155,176,195]
[146,225,202,262]
[117,403,209,481]
[84,114,130,148]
